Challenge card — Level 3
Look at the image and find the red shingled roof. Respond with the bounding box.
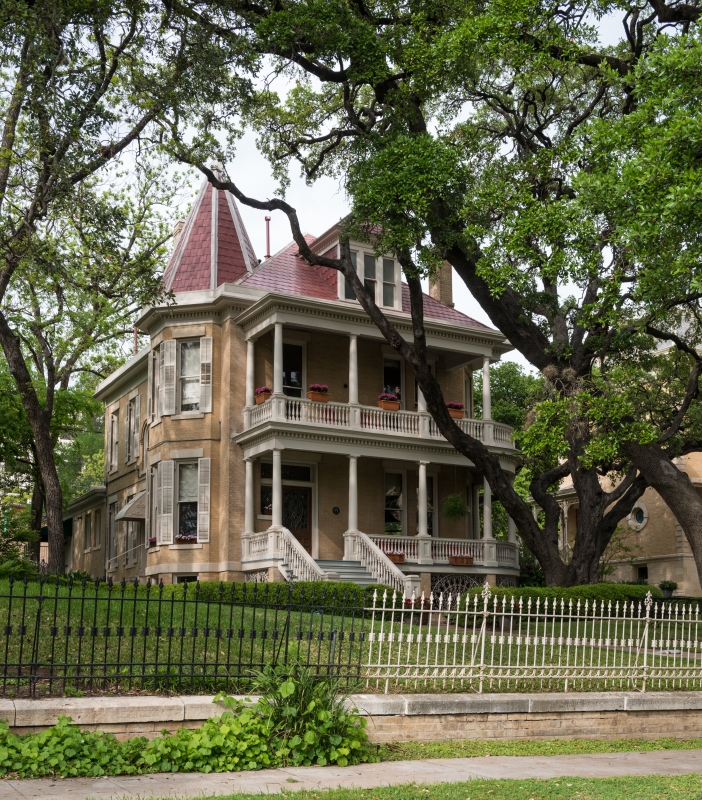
[164,178,256,292]
[239,239,492,330]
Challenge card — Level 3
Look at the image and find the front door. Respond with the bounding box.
[283,487,312,553]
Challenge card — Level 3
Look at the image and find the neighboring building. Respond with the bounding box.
[554,456,702,596]
[64,174,521,594]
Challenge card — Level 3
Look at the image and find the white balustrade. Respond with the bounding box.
[368,534,518,569]
[359,407,420,435]
[246,397,514,450]
[344,531,409,594]
[242,532,270,559]
[279,527,326,582]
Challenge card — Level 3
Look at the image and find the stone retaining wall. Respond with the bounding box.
[3,693,702,742]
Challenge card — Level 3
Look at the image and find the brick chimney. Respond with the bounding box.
[429,261,454,307]
[172,219,185,249]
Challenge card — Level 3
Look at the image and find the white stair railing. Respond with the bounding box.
[344,531,419,596]
[279,528,326,582]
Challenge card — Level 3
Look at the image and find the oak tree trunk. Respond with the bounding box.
[624,442,702,587]
[28,478,44,564]
[0,313,64,573]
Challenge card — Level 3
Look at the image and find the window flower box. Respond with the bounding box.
[255,386,272,404]
[378,393,400,411]
[175,534,198,544]
[307,383,330,403]
[148,537,157,548]
[449,555,474,566]
[447,402,465,419]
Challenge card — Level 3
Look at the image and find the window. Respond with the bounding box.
[383,358,402,404]
[283,343,304,397]
[344,252,357,300]
[94,509,101,549]
[638,565,649,584]
[260,485,273,516]
[363,254,376,297]
[84,513,92,553]
[384,473,403,534]
[177,462,199,542]
[382,258,396,306]
[179,341,201,412]
[108,412,119,471]
[126,396,140,462]
[416,475,436,536]
[261,463,311,482]
[342,251,398,307]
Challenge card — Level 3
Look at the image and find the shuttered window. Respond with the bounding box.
[199,337,212,413]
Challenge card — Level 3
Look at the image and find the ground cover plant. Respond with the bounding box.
[0,669,376,778]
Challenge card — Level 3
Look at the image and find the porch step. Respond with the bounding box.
[315,560,377,586]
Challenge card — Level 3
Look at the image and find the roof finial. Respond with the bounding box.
[265,215,271,259]
[210,160,224,180]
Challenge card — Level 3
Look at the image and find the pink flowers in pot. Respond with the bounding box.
[378,393,399,401]
[446,402,465,410]
[255,386,272,395]
[308,383,329,393]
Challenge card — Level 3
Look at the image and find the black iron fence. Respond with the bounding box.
[0,577,371,697]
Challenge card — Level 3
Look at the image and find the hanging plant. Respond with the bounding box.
[442,493,468,521]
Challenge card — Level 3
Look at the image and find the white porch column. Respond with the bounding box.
[347,455,358,532]
[508,474,517,543]
[273,323,283,395]
[244,458,254,534]
[482,355,492,420]
[417,385,426,412]
[418,461,429,538]
[271,448,283,528]
[246,339,255,407]
[348,335,358,404]
[483,476,494,539]
[472,484,481,539]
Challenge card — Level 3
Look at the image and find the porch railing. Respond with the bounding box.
[344,531,420,596]
[245,396,515,450]
[368,534,518,568]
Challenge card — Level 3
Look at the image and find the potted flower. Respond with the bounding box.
[148,536,157,548]
[446,401,465,419]
[378,392,401,411]
[307,383,330,403]
[255,386,272,404]
[175,532,198,544]
[383,547,405,564]
[659,580,678,599]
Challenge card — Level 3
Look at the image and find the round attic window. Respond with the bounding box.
[628,502,648,532]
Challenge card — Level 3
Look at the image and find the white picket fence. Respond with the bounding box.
[364,583,702,693]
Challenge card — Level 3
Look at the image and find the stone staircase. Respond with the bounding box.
[316,559,378,585]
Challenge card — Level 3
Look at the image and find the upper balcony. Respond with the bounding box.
[245,395,515,450]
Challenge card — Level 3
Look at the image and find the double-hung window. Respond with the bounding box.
[177,462,199,542]
[283,343,304,397]
[84,513,92,553]
[108,411,119,472]
[384,473,404,535]
[342,251,398,308]
[156,337,212,417]
[383,358,403,405]
[156,458,211,545]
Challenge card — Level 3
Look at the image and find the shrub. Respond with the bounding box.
[441,493,468,521]
[659,580,678,591]
[464,582,662,606]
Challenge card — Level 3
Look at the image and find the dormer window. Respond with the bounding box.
[341,250,400,309]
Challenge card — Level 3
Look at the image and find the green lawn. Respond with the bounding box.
[150,775,702,799]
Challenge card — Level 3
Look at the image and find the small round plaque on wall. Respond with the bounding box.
[332,507,340,515]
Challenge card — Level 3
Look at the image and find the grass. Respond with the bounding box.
[375,736,702,760]
[147,775,702,799]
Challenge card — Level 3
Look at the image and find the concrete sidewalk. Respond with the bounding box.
[2,750,702,800]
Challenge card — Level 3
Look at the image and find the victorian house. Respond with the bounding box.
[64,175,520,595]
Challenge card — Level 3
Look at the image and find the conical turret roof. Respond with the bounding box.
[164,176,257,292]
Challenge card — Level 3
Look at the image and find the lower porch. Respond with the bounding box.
[238,446,519,594]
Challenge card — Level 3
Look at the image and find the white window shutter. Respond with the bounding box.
[160,341,176,416]
[145,468,151,541]
[200,336,212,413]
[123,522,129,565]
[125,405,131,463]
[147,348,153,423]
[197,458,211,542]
[134,396,141,459]
[158,460,174,544]
[106,415,112,471]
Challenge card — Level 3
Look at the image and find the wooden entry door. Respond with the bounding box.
[283,487,312,553]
